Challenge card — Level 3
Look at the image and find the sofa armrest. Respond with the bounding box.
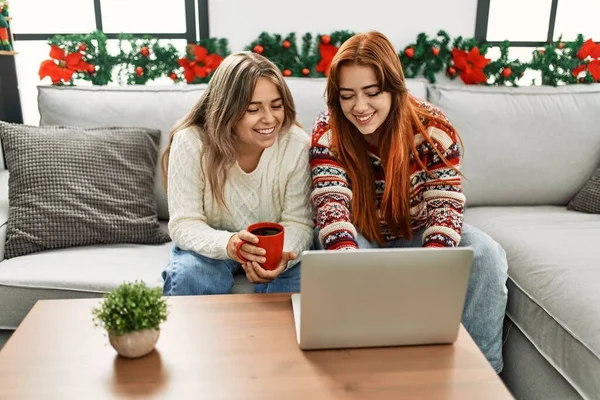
[0,170,8,262]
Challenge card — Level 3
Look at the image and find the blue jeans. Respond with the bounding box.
[162,247,301,295]
[315,223,508,373]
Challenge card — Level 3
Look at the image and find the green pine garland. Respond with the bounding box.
[0,1,13,52]
[298,33,317,76]
[246,32,302,76]
[485,41,529,86]
[530,35,588,85]
[399,31,452,82]
[116,34,180,85]
[41,30,598,87]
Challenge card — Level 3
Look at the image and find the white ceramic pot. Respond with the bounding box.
[108,329,160,358]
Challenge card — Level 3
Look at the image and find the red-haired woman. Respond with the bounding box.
[310,31,508,373]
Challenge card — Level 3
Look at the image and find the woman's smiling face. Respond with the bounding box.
[338,64,392,135]
[235,77,285,152]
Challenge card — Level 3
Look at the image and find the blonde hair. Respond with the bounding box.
[161,51,297,209]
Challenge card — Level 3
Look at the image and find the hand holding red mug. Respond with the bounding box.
[226,230,265,264]
[240,251,297,284]
[226,222,294,283]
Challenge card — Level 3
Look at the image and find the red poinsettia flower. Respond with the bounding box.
[178,44,224,83]
[572,39,600,81]
[451,47,491,85]
[315,43,339,77]
[38,45,93,84]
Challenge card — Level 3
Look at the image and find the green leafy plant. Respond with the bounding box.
[92,281,168,336]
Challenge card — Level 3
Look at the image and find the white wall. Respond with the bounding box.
[13,0,478,125]
[209,0,479,52]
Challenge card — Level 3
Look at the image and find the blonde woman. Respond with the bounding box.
[161,52,313,295]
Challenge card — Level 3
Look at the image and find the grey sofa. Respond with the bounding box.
[0,78,599,400]
[429,84,600,400]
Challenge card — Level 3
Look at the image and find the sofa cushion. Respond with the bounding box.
[464,206,600,399]
[38,85,208,221]
[0,170,7,262]
[568,166,600,214]
[0,170,7,229]
[0,122,170,259]
[0,223,254,330]
[429,84,600,207]
[0,132,5,171]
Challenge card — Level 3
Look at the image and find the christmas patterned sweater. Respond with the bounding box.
[310,100,465,250]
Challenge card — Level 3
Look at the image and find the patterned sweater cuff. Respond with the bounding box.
[423,226,461,248]
[328,242,358,251]
[319,222,358,250]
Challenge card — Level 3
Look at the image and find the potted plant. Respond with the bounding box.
[92,281,169,358]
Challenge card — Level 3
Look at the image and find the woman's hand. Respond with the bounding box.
[241,251,297,284]
[226,230,266,264]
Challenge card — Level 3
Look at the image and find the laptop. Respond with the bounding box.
[291,247,473,350]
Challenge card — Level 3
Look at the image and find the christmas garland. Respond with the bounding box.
[399,31,529,85]
[37,30,599,87]
[399,30,597,85]
[0,1,13,51]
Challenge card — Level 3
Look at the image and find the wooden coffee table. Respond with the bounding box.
[0,294,512,399]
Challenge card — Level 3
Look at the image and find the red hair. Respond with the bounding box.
[326,31,461,244]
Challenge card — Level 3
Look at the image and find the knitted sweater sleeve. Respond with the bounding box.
[309,112,358,250]
[418,106,466,248]
[167,128,233,259]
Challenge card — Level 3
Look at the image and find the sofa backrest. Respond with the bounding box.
[0,133,5,171]
[37,78,429,221]
[38,85,207,220]
[429,84,600,207]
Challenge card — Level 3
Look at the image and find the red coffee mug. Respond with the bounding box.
[236,222,284,271]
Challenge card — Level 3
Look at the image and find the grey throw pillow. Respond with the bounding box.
[568,167,600,214]
[0,121,170,259]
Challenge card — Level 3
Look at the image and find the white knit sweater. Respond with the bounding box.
[167,124,314,266]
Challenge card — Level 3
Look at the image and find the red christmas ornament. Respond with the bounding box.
[321,35,331,45]
[432,47,440,56]
[253,44,264,54]
[447,66,457,77]
[301,68,310,76]
[282,40,291,49]
[169,72,178,81]
[78,43,87,52]
[283,69,292,77]
[87,64,95,74]
[539,49,546,55]
[502,67,512,78]
[140,47,150,57]
[405,47,415,58]
[135,66,144,77]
